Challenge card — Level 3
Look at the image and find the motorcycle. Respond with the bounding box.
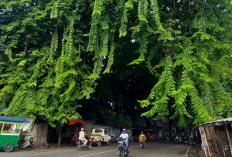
[170,135,175,141]
[164,136,170,143]
[175,136,179,142]
[184,137,189,145]
[118,138,129,157]
[184,137,197,146]
[112,134,120,143]
[24,136,35,149]
[77,138,92,151]
[29,137,35,149]
[189,138,198,146]
[139,138,144,149]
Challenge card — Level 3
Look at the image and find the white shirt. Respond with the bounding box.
[79,131,85,140]
[120,133,129,140]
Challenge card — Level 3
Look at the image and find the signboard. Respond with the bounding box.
[200,127,207,150]
[200,127,208,157]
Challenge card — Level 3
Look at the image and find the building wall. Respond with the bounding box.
[127,129,133,141]
[83,122,94,135]
[112,127,120,136]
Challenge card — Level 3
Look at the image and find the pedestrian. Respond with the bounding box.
[18,131,25,149]
[69,131,74,145]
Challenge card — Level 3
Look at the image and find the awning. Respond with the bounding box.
[0,116,30,123]
[200,117,232,127]
[22,116,36,132]
[68,119,85,125]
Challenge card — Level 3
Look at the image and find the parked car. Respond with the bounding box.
[90,129,111,147]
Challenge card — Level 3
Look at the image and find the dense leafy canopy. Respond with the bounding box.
[0,0,232,127]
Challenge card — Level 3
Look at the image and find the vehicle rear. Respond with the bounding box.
[139,138,144,149]
[118,139,125,157]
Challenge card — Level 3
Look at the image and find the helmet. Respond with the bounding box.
[81,128,84,131]
[122,129,126,131]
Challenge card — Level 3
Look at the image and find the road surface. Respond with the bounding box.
[1,142,188,157]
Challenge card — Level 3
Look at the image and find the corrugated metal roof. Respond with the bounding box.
[200,117,232,127]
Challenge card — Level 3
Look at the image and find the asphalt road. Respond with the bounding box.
[1,142,188,157]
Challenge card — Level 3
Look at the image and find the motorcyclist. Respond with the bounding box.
[79,128,87,146]
[138,131,146,147]
[117,129,129,155]
[84,130,90,145]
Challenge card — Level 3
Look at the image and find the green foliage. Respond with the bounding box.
[1,0,232,128]
[0,0,93,126]
[139,0,232,126]
[116,115,133,127]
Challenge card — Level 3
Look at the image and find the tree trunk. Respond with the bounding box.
[58,125,62,147]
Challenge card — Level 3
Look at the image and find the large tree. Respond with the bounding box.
[0,0,94,126]
[1,0,232,135]
[85,0,232,126]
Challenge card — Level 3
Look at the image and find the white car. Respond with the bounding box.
[90,129,111,147]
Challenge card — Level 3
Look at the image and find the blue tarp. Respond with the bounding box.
[2,108,7,113]
[0,116,30,123]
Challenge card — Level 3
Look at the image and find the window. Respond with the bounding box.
[2,124,12,133]
[0,123,2,132]
[95,129,103,133]
[2,124,21,133]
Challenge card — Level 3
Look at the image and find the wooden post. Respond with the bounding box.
[199,127,208,157]
[202,127,212,157]
[225,124,232,156]
[217,126,226,157]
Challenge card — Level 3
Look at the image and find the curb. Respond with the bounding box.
[185,146,190,157]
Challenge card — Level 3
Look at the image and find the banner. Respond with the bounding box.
[200,127,207,150]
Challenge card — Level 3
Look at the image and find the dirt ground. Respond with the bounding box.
[187,144,231,157]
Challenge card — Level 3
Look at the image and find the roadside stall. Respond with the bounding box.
[0,116,30,152]
[199,117,232,157]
